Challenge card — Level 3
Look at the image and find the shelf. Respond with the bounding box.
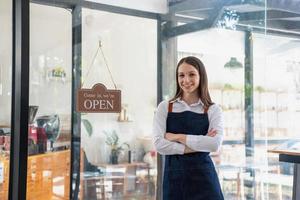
[98,162,149,168]
[81,161,153,200]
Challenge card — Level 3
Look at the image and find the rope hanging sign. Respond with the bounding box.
[77,41,121,113]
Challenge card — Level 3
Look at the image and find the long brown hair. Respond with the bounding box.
[171,56,214,108]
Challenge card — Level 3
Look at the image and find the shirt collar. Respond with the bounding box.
[171,97,204,106]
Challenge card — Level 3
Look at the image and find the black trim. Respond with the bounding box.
[9,0,30,199]
[168,0,217,13]
[70,5,82,200]
[30,0,160,20]
[236,24,300,39]
[238,10,300,22]
[162,2,223,38]
[81,1,159,20]
[30,0,76,9]
[279,154,300,164]
[162,19,212,38]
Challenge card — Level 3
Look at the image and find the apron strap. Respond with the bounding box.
[168,102,173,113]
[204,106,209,114]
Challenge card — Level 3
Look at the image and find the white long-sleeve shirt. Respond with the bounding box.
[153,98,224,155]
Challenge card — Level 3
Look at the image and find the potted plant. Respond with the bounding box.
[103,130,129,164]
[82,118,93,137]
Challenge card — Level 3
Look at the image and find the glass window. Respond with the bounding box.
[162,0,299,199]
[253,33,296,199]
[161,0,298,199]
[0,1,12,199]
[80,8,157,199]
[177,28,246,199]
[27,3,72,199]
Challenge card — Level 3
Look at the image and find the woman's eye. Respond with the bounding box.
[178,74,184,78]
[189,74,195,77]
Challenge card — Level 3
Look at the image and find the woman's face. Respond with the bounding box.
[178,62,200,95]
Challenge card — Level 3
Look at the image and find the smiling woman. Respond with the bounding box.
[153,56,224,200]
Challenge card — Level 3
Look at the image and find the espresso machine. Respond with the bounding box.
[36,114,60,151]
[28,106,60,154]
[28,106,39,153]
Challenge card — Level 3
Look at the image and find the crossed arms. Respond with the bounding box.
[153,101,223,155]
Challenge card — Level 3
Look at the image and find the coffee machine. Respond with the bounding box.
[28,106,60,154]
[36,115,60,152]
[28,106,39,151]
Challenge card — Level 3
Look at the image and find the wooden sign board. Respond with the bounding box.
[77,83,121,113]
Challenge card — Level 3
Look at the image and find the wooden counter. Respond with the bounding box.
[0,149,70,200]
[268,149,300,156]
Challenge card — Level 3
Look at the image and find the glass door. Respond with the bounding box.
[80,8,158,199]
[27,3,72,199]
[0,1,12,199]
[164,0,297,199]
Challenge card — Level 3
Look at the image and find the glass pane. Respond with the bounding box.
[27,3,72,199]
[163,1,270,199]
[252,32,297,200]
[0,1,12,199]
[251,1,300,199]
[177,28,246,200]
[80,8,157,199]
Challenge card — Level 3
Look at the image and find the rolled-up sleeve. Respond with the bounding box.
[185,104,224,152]
[153,101,185,155]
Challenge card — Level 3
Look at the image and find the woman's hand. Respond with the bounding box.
[207,129,217,137]
[165,132,186,144]
[165,132,179,142]
[165,130,216,144]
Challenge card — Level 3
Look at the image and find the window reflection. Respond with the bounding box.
[0,0,12,199]
[175,28,296,199]
[27,3,72,199]
[80,9,157,199]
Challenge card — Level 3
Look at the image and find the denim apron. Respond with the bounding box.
[163,102,224,200]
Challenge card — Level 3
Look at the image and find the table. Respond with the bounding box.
[96,162,151,199]
[268,149,300,200]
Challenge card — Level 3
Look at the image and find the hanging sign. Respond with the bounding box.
[77,83,121,113]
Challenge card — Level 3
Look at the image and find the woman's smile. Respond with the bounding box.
[178,62,200,94]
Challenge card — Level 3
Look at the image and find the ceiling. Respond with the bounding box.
[163,0,300,38]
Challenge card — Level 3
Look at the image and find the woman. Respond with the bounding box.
[153,56,224,200]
